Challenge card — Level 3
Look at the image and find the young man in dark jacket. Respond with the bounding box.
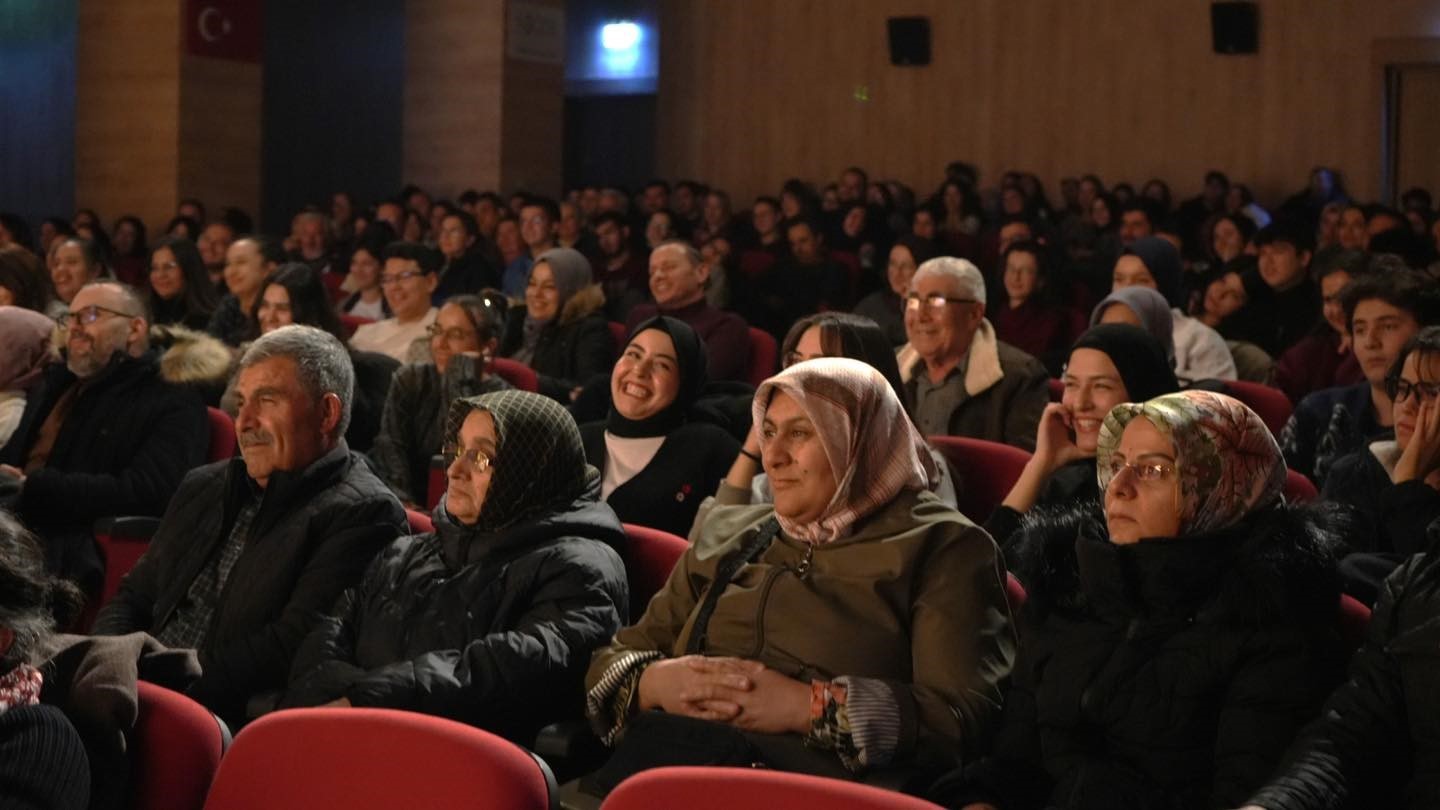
[0,281,207,588]
[93,325,407,727]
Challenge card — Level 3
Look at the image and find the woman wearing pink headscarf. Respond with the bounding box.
[584,357,1015,789]
[0,307,56,447]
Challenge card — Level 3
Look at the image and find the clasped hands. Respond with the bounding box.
[637,655,812,736]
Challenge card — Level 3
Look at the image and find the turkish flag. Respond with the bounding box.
[184,0,262,63]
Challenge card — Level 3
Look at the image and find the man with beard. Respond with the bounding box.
[0,281,208,588]
[93,325,406,726]
[590,211,648,322]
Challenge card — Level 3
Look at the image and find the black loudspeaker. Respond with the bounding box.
[1211,2,1258,54]
[887,17,931,66]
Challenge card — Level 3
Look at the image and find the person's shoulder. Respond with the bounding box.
[994,339,1047,377]
[1299,381,1368,413]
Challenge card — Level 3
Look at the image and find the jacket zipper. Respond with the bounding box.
[748,541,815,659]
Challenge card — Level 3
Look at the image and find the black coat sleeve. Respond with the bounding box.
[537,317,616,402]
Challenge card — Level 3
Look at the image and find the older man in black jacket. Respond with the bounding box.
[93,325,406,727]
[0,281,207,588]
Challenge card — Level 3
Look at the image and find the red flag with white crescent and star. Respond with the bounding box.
[184,0,262,63]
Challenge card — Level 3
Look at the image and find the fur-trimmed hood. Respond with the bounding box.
[554,283,606,328]
[149,324,234,386]
[1008,499,1346,630]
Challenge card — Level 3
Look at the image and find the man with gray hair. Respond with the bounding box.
[900,256,1049,450]
[0,280,207,587]
[95,324,406,726]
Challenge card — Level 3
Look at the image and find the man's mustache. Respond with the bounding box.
[239,430,273,448]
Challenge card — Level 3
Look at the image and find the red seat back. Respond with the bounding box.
[609,321,629,354]
[747,327,778,388]
[492,357,540,392]
[1047,378,1064,403]
[206,407,236,462]
[1337,593,1372,650]
[1284,468,1318,504]
[927,435,1033,525]
[338,313,373,340]
[202,708,553,810]
[1005,572,1027,613]
[133,681,226,810]
[600,766,945,810]
[92,516,162,623]
[1224,380,1293,437]
[405,508,434,535]
[621,522,689,622]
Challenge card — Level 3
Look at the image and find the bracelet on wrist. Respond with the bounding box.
[740,448,761,464]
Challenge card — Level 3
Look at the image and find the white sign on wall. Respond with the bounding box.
[508,0,565,64]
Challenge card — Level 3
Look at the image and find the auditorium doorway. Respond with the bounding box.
[1379,38,1440,206]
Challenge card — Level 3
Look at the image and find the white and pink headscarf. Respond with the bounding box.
[753,357,938,544]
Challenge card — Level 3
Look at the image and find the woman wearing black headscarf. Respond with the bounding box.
[984,324,1179,548]
[283,390,629,745]
[580,317,740,536]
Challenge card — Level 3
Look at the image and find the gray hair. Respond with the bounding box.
[0,512,82,671]
[80,279,151,325]
[239,324,354,439]
[913,256,986,304]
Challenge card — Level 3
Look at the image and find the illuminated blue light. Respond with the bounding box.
[598,21,643,75]
[601,22,640,51]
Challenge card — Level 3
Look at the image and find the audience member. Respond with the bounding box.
[283,391,626,744]
[146,236,218,331]
[0,281,207,587]
[287,211,334,276]
[0,307,55,448]
[625,241,751,383]
[93,325,406,726]
[0,245,54,314]
[207,235,281,347]
[1281,270,1440,487]
[1111,236,1237,382]
[108,215,147,287]
[501,197,560,298]
[197,220,236,288]
[432,210,497,303]
[1322,327,1440,602]
[1236,220,1321,356]
[47,237,106,310]
[1207,211,1256,268]
[853,234,937,346]
[1272,248,1367,403]
[984,324,1179,547]
[935,390,1348,810]
[338,223,395,321]
[500,246,613,402]
[371,294,511,507]
[1090,284,1177,365]
[990,240,1087,375]
[590,211,648,322]
[0,512,89,810]
[349,241,441,363]
[581,317,739,536]
[1191,256,1257,332]
[585,358,1014,785]
[743,217,851,339]
[900,257,1049,449]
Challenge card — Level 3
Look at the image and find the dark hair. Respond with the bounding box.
[221,207,254,235]
[258,262,344,340]
[441,292,507,343]
[112,215,149,259]
[521,195,560,224]
[383,241,443,275]
[1254,217,1314,254]
[1141,178,1172,211]
[0,512,83,672]
[352,222,397,264]
[1310,246,1368,283]
[240,234,288,267]
[1342,269,1440,331]
[753,195,781,212]
[53,236,107,277]
[443,210,480,242]
[1121,199,1159,228]
[780,311,903,401]
[1204,170,1231,189]
[0,245,53,312]
[643,179,671,194]
[1385,325,1440,398]
[148,236,219,319]
[166,215,201,241]
[784,215,823,239]
[1000,239,1061,307]
[0,213,36,252]
[780,179,822,215]
[593,211,628,231]
[178,197,207,221]
[42,217,75,243]
[1091,193,1120,230]
[1402,187,1433,212]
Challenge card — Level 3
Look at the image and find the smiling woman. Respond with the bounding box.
[579,316,738,536]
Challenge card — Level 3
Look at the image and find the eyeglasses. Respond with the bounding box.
[904,293,979,312]
[1386,376,1440,404]
[442,443,494,474]
[57,305,139,327]
[426,324,478,343]
[379,269,427,286]
[1104,458,1175,483]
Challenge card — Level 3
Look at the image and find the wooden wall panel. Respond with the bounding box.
[404,0,506,197]
[658,0,1440,207]
[500,0,565,196]
[179,55,262,226]
[75,2,180,233]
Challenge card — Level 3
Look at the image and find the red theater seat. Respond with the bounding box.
[621,522,689,623]
[927,435,1033,525]
[132,681,228,810]
[601,766,945,810]
[1224,380,1293,437]
[747,327,778,388]
[492,357,540,392]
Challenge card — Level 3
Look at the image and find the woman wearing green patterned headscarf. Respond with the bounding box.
[932,389,1352,810]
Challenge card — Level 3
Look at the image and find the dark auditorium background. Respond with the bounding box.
[2,0,1439,235]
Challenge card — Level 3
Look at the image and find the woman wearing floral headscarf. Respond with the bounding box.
[585,357,1015,786]
[933,390,1351,810]
[283,390,629,745]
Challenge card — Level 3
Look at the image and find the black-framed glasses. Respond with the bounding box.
[1386,375,1440,404]
[904,292,979,312]
[1104,458,1175,483]
[57,305,139,327]
[442,443,494,474]
[426,324,478,343]
[378,269,427,286]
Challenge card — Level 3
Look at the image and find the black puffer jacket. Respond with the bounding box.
[1248,528,1440,810]
[501,286,616,402]
[93,445,407,726]
[935,501,1350,810]
[282,488,628,744]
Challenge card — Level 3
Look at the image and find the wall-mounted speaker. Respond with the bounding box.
[887,17,930,66]
[1211,2,1258,54]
